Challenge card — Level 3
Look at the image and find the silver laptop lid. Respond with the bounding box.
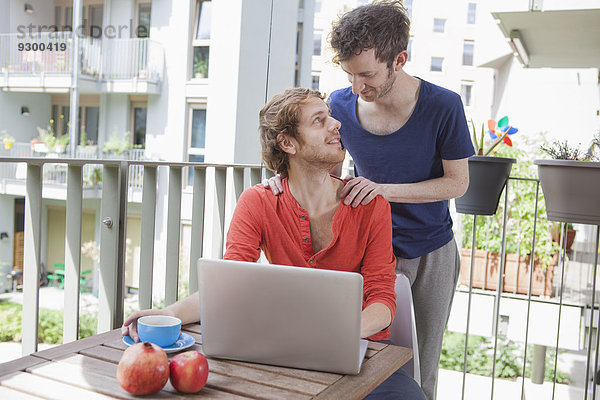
[198,258,366,374]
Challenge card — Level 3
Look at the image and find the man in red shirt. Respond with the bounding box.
[122,88,424,398]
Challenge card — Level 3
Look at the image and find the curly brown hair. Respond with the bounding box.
[259,88,326,178]
[329,0,410,68]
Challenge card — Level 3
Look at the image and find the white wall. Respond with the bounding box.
[98,93,129,150]
[0,92,51,142]
[493,62,599,146]
[144,0,190,162]
[10,0,54,34]
[0,0,10,33]
[104,0,134,38]
[0,196,15,271]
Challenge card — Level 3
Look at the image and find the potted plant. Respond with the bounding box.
[455,117,518,215]
[78,125,98,155]
[35,124,56,153]
[535,133,600,225]
[549,222,577,252]
[1,130,15,150]
[102,131,132,158]
[193,54,208,79]
[460,139,559,297]
[55,132,69,153]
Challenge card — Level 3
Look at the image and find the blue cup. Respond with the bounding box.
[137,315,182,348]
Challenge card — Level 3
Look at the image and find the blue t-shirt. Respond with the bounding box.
[329,79,475,259]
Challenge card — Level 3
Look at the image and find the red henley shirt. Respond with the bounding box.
[224,177,397,341]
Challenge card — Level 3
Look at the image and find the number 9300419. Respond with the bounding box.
[18,42,67,51]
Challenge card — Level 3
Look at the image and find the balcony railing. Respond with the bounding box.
[1,156,598,398]
[0,144,145,191]
[0,32,163,82]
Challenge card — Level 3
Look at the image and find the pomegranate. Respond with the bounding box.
[117,342,169,395]
[169,350,209,393]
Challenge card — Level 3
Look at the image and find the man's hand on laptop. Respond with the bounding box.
[121,308,176,342]
[262,174,283,195]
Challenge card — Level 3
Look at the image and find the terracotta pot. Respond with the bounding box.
[484,252,500,291]
[459,248,486,289]
[461,249,557,297]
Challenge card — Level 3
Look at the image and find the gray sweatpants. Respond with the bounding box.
[395,238,460,400]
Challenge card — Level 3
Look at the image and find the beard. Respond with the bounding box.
[360,68,396,102]
[295,141,345,171]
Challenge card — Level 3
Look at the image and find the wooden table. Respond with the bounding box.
[0,324,412,399]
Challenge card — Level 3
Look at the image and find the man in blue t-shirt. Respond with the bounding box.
[327,2,474,399]
[265,2,474,399]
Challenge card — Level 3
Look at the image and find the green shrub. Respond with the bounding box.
[0,301,97,344]
[440,330,570,384]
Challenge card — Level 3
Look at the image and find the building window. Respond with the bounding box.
[192,0,212,80]
[433,18,446,33]
[55,1,103,36]
[311,75,320,90]
[404,0,413,19]
[314,0,322,13]
[193,46,210,79]
[467,3,477,24]
[51,94,101,145]
[84,106,99,144]
[187,106,207,186]
[136,1,151,38]
[65,7,73,31]
[461,83,473,106]
[463,40,474,66]
[89,5,103,38]
[407,37,413,62]
[131,105,147,148]
[313,31,322,56]
[430,57,443,72]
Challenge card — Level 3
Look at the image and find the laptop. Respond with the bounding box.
[197,258,369,375]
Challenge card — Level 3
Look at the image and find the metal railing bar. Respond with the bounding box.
[214,167,227,259]
[115,161,129,327]
[507,177,539,182]
[165,166,182,306]
[584,226,599,398]
[490,181,511,400]
[0,156,263,170]
[138,165,157,310]
[189,166,207,295]
[592,226,600,399]
[461,214,478,400]
[21,163,43,355]
[97,165,121,333]
[233,167,244,202]
[63,165,83,343]
[520,180,540,399]
[250,167,262,187]
[551,222,569,400]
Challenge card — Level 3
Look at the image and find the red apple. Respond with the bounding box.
[117,342,169,395]
[169,350,209,393]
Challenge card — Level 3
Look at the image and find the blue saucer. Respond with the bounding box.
[122,332,195,353]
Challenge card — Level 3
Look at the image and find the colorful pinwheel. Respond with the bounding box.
[471,116,518,156]
[487,116,518,147]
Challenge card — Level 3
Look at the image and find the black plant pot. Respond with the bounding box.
[455,156,516,215]
[535,160,600,225]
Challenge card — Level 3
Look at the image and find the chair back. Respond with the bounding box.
[389,273,421,385]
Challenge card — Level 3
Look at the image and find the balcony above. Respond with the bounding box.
[491,6,600,68]
[0,32,164,94]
